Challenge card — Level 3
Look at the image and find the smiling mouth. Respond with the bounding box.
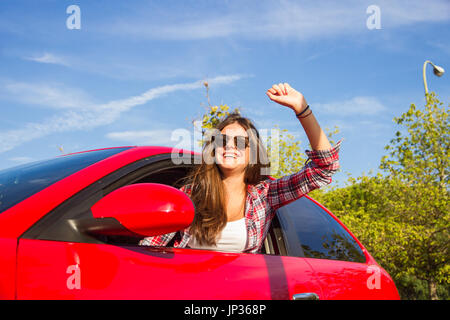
[223,153,239,159]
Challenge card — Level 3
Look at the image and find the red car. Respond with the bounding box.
[0,146,400,300]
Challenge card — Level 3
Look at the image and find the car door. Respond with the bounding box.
[16,156,321,299]
[17,238,320,299]
[276,196,400,300]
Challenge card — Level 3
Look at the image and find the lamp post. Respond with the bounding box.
[423,60,445,101]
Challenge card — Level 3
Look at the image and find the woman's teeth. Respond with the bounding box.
[224,153,237,158]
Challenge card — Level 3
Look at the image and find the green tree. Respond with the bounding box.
[266,125,339,179]
[265,126,306,179]
[378,91,449,299]
[380,92,449,189]
[317,92,449,300]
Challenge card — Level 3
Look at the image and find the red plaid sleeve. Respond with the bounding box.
[267,139,342,211]
[139,232,177,247]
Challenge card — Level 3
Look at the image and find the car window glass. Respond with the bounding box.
[277,197,366,263]
[0,147,131,214]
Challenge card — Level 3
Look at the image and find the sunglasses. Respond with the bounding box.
[212,133,249,150]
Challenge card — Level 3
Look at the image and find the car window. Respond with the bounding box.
[21,155,194,245]
[0,147,131,214]
[277,197,366,263]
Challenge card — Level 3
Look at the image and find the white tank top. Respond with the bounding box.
[188,218,247,253]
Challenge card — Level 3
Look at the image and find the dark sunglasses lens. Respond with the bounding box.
[212,134,225,147]
[212,134,248,150]
[234,136,249,150]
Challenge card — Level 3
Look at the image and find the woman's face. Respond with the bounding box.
[214,122,250,174]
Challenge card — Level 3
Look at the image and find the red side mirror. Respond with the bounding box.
[90,183,195,237]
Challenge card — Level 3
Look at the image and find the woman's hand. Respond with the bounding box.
[267,83,331,151]
[266,83,308,114]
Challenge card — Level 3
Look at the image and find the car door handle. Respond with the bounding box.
[292,292,320,300]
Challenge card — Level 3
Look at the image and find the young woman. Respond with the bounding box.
[140,82,341,253]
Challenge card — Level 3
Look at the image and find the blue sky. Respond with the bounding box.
[0,0,449,187]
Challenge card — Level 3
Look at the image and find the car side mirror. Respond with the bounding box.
[79,183,195,238]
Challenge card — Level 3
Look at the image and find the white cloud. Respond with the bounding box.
[314,96,387,116]
[106,130,175,146]
[0,74,245,153]
[2,81,94,109]
[101,0,450,41]
[8,156,34,164]
[24,53,70,66]
[106,128,201,151]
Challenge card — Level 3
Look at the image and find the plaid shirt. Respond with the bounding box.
[140,139,342,253]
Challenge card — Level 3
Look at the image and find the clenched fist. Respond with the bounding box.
[266,83,308,114]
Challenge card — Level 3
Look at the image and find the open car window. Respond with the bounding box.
[21,154,194,245]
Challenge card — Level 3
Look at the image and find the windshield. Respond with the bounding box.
[0,147,131,213]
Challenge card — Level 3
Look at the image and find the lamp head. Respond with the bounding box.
[433,65,445,77]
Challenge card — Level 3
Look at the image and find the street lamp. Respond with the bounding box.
[423,60,445,100]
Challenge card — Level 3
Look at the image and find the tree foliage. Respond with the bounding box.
[317,92,449,299]
[380,92,449,189]
[378,92,449,299]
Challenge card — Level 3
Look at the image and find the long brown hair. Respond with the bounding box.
[185,112,270,246]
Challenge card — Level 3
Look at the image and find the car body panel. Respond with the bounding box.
[17,239,321,300]
[0,238,17,299]
[304,258,399,300]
